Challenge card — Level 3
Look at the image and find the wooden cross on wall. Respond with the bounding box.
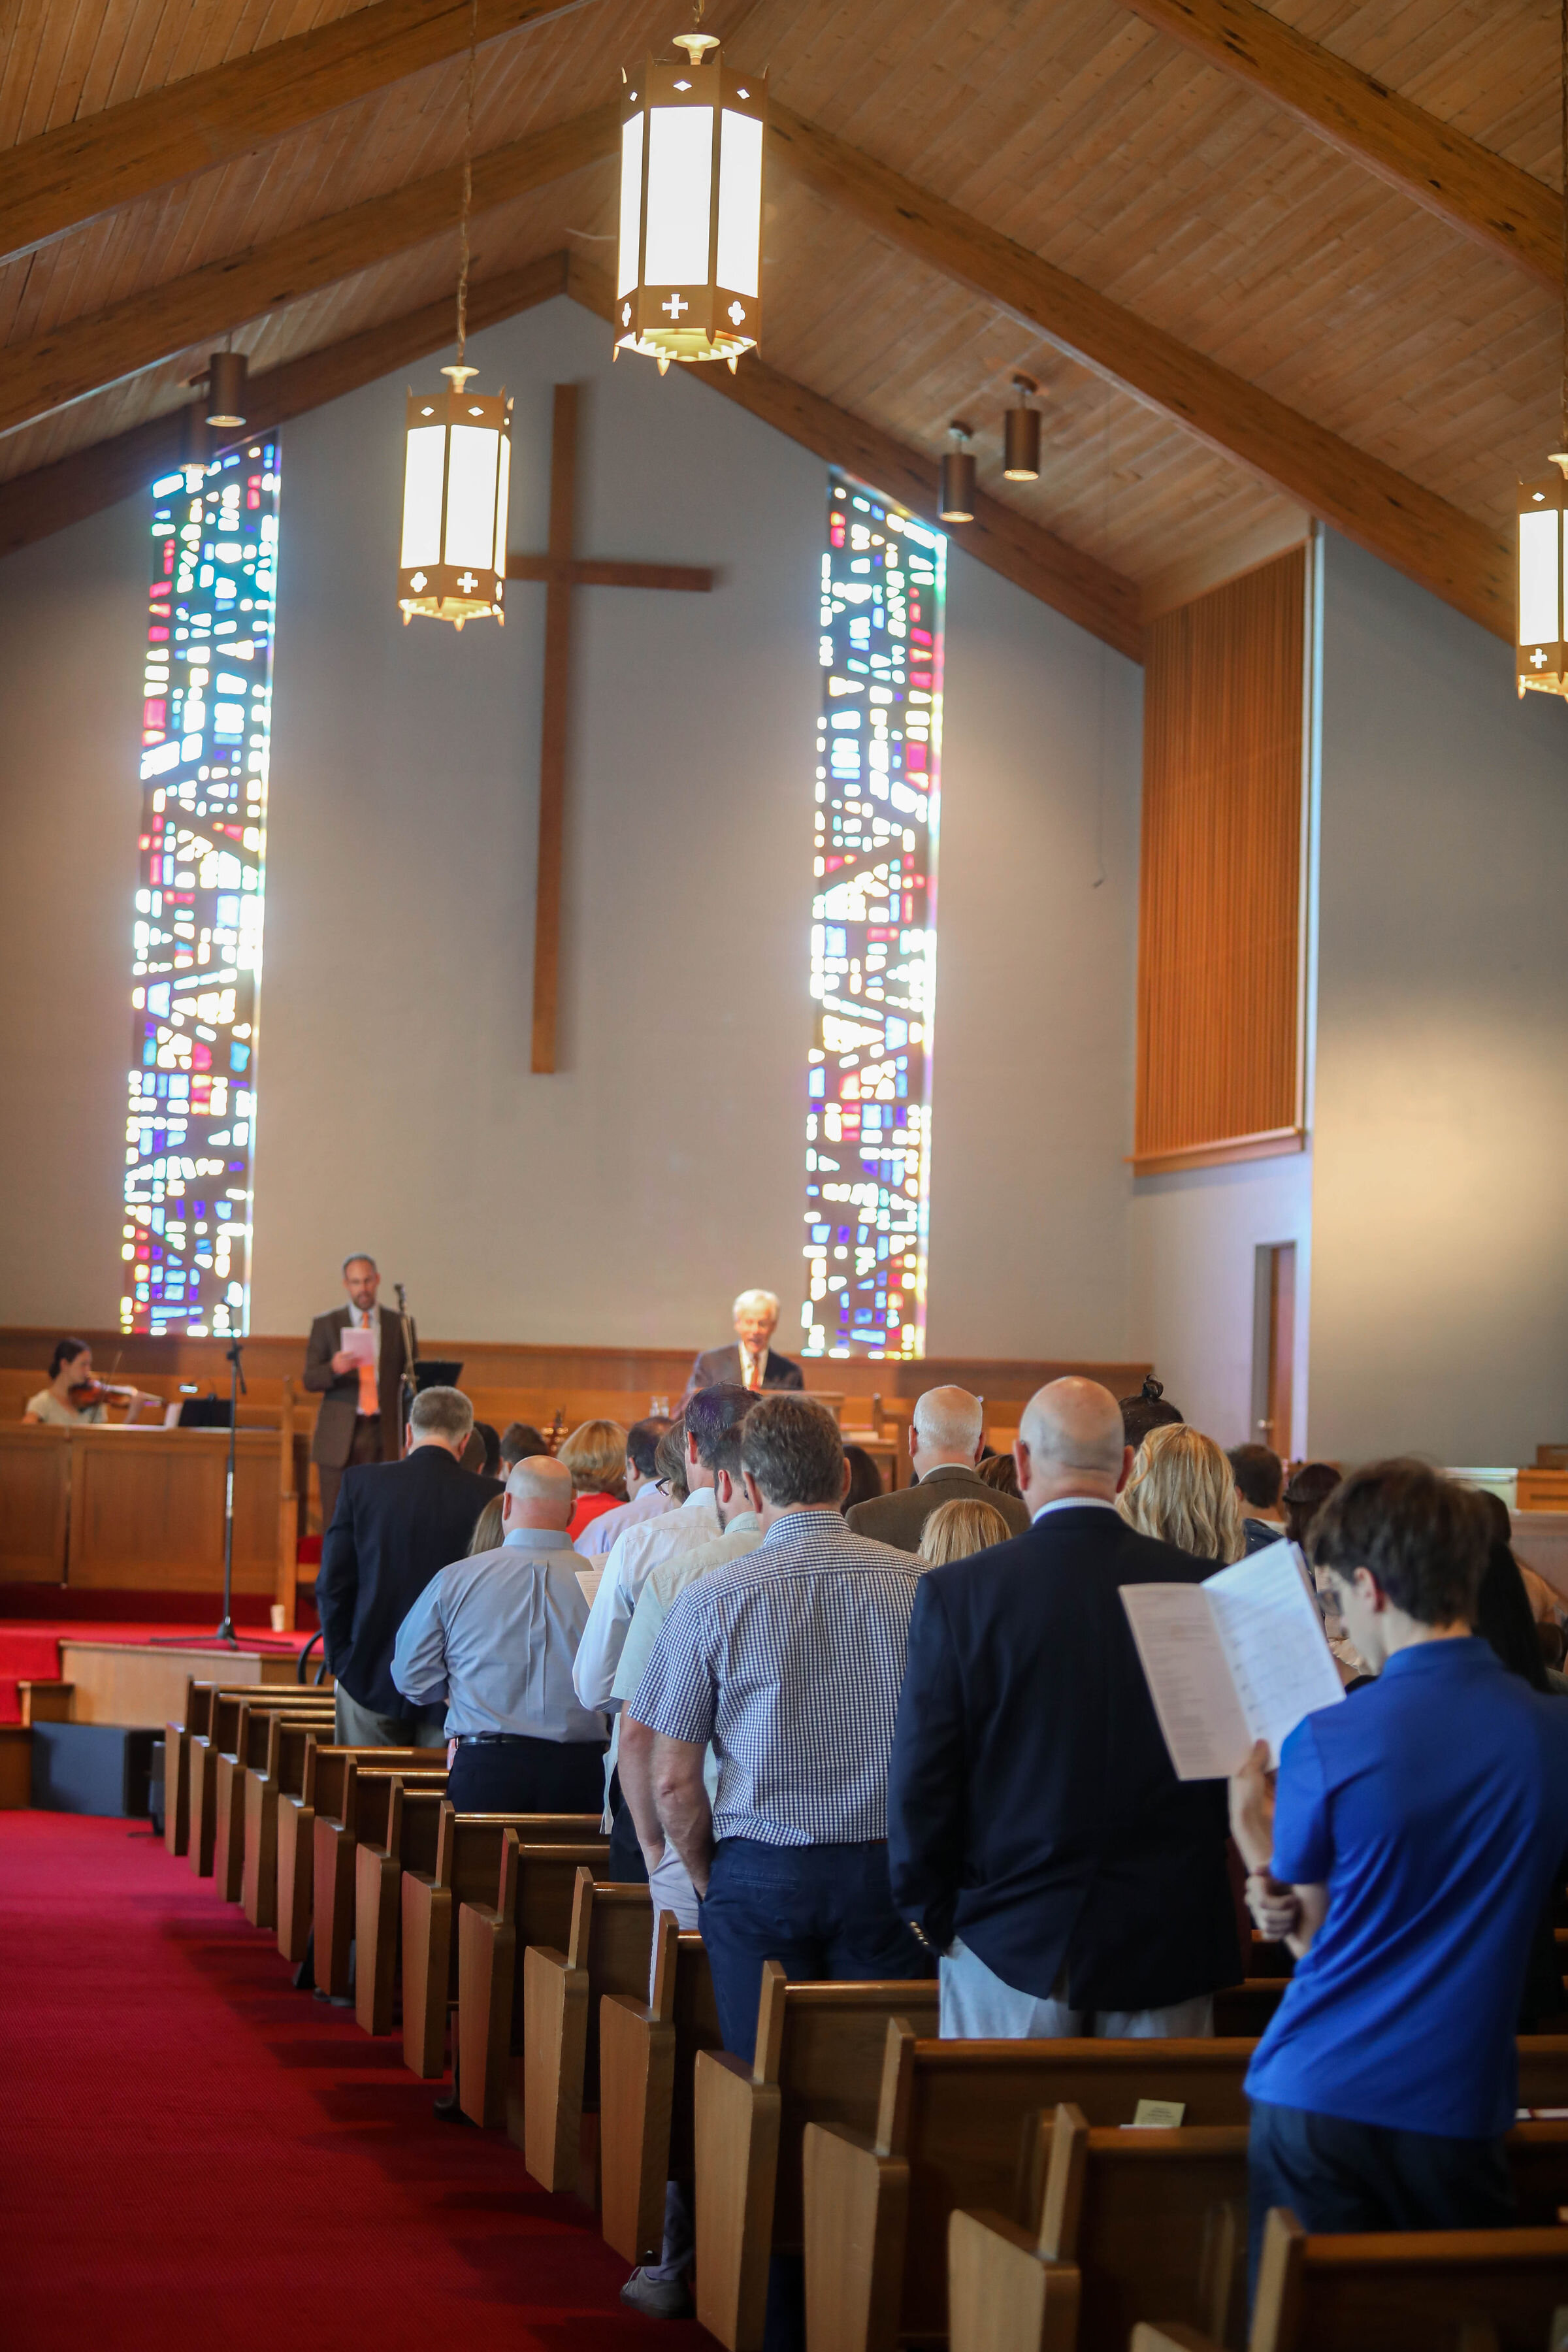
[507,382,713,1073]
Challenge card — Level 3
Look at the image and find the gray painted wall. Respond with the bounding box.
[0,293,1143,1358]
[1309,529,1568,1465]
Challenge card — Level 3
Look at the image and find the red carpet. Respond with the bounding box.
[0,1813,703,2352]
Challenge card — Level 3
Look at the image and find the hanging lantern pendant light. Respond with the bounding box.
[615,0,768,373]
[397,0,512,630]
[1516,0,1568,699]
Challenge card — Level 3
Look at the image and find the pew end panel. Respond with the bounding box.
[598,1911,686,2263]
[696,2048,785,2352]
[947,2209,1079,2352]
[523,1938,589,2191]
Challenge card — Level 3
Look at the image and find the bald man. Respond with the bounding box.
[847,1385,1029,1550]
[887,1377,1240,2039]
[391,1453,608,1815]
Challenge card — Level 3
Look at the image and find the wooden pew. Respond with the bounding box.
[355,1780,451,2036]
[802,2027,1257,2352]
[521,1868,655,2197]
[599,1912,724,2265]
[401,1804,604,2082]
[455,1826,613,2128]
[313,1758,449,2000]
[276,1742,443,1963]
[188,1685,334,1879]
[694,1963,942,2352]
[1134,2212,1568,2352]
[952,2110,1568,2352]
[213,1696,336,1904]
[806,2031,1568,2352]
[242,1713,324,1931]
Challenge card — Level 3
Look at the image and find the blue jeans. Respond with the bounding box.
[700,1836,932,2061]
[1247,2099,1516,2304]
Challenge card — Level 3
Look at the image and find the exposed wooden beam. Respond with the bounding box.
[0,0,603,268]
[1120,0,1558,287]
[0,105,619,442]
[768,105,1512,641]
[0,253,568,559]
[565,255,1143,658]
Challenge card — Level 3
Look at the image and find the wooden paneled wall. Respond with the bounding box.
[1134,545,1310,1174]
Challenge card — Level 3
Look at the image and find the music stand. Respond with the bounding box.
[214,1335,246,1646]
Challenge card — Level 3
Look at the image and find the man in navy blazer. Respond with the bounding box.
[887,1377,1240,2036]
[316,1383,502,1747]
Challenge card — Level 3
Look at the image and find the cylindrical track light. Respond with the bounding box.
[938,420,975,523]
[178,402,210,493]
[205,350,248,429]
[1003,374,1040,481]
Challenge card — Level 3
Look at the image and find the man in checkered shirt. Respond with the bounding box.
[626,1390,934,2062]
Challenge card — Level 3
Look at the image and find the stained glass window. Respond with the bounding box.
[122,444,280,1338]
[801,474,946,1362]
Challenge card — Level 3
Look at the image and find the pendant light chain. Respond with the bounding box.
[455,0,478,367]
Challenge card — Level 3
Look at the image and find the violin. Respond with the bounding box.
[68,1378,143,1409]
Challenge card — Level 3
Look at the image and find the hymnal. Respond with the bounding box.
[1121,1541,1345,1781]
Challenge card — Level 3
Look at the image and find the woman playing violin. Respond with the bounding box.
[22,1338,156,1426]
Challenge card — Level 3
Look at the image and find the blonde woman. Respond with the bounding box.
[466,1494,506,1558]
[917,1495,1013,1567]
[1119,1424,1245,1563]
[557,1418,628,1542]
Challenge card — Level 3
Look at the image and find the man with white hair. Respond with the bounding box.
[847,1384,1029,1550]
[391,1451,607,1814]
[683,1288,804,1401]
[316,1382,500,1749]
[887,1377,1239,2039]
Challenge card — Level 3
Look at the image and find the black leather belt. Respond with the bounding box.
[457,1732,541,1744]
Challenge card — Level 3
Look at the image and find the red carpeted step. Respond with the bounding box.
[0,1813,702,2352]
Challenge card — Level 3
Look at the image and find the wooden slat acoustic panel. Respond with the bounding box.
[1134,545,1308,1175]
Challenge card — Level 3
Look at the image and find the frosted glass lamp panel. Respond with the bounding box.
[1518,509,1560,647]
[491,427,512,577]
[445,426,500,570]
[644,106,713,286]
[400,425,446,566]
[617,112,645,297]
[717,110,762,296]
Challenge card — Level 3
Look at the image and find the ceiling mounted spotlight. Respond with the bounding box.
[178,402,210,493]
[205,349,248,430]
[1003,374,1040,482]
[939,419,975,523]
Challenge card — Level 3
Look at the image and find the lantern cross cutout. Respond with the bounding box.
[509,382,713,1073]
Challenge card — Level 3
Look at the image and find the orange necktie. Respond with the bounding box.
[744,1350,762,1392]
[355,1316,378,1416]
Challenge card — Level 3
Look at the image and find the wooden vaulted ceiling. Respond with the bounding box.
[0,0,1556,659]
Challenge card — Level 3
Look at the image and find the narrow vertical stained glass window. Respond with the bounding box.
[801,474,945,1362]
[122,444,280,1339]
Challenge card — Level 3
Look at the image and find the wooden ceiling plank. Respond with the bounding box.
[1117,0,1558,286]
[0,103,619,438]
[0,0,603,267]
[767,102,1512,641]
[0,247,568,558]
[567,250,1143,659]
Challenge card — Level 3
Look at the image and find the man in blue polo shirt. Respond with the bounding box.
[1230,1458,1568,2286]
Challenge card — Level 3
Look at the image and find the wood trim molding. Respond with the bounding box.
[1120,0,1558,287]
[1130,1126,1307,1176]
[0,105,620,442]
[767,105,1512,642]
[0,0,602,268]
[566,253,1143,657]
[0,253,570,559]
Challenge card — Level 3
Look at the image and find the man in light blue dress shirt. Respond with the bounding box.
[391,1453,608,1814]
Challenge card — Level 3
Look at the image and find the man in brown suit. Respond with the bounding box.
[304,1254,413,1528]
[846,1385,1030,1552]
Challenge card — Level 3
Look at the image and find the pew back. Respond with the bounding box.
[1247,2209,1568,2352]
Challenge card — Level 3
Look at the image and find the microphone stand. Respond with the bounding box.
[215,1335,246,1646]
[395,1281,418,1455]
